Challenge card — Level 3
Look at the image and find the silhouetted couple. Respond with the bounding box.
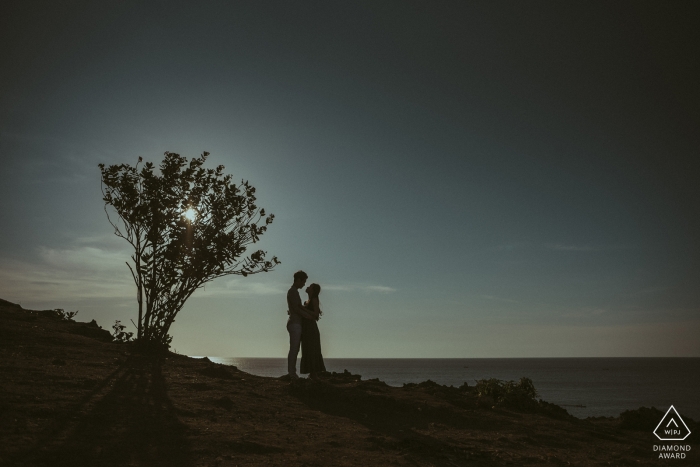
[286,270,325,380]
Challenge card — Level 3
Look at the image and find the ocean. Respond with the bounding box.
[204,357,700,420]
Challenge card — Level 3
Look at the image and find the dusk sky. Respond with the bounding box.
[1,1,698,358]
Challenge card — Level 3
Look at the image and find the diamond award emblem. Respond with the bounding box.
[654,406,691,441]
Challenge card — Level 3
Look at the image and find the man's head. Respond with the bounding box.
[293,270,308,288]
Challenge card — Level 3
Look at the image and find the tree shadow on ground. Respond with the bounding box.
[289,378,507,467]
[21,356,192,467]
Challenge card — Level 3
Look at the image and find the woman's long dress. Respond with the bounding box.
[300,302,326,374]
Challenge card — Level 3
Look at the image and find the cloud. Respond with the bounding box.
[492,243,527,251]
[0,233,397,307]
[546,244,598,252]
[0,245,134,304]
[0,130,99,184]
[181,281,398,298]
[194,278,287,297]
[323,284,397,293]
[365,285,397,293]
[0,243,293,305]
[560,307,608,318]
[151,280,398,298]
[627,286,671,297]
[481,295,518,303]
[545,244,637,252]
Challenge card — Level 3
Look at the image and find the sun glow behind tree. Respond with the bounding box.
[183,207,197,223]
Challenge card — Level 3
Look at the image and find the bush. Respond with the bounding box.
[112,320,134,343]
[52,309,79,321]
[474,377,539,410]
[620,406,664,431]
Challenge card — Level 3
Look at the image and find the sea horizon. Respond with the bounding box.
[191,356,700,362]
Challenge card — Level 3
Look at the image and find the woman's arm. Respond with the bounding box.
[293,303,314,320]
[309,297,321,320]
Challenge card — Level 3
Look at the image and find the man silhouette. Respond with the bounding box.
[287,270,313,379]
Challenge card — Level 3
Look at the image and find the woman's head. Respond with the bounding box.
[305,283,321,298]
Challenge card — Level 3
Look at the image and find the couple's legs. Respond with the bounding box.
[287,320,302,377]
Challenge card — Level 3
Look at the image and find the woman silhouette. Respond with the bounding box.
[300,283,326,377]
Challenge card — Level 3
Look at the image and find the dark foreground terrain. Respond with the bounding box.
[0,299,697,466]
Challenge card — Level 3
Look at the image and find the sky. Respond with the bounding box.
[1,1,698,357]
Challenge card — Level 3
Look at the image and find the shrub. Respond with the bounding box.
[112,320,134,343]
[52,309,79,321]
[475,377,539,410]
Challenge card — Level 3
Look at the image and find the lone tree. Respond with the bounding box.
[99,152,279,349]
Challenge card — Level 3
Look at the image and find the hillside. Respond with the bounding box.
[0,299,692,466]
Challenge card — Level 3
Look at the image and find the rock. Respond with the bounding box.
[69,321,113,342]
[0,299,21,308]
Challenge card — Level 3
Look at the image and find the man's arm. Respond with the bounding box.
[287,288,313,319]
[294,304,314,319]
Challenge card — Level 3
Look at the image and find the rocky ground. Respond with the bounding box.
[0,299,697,466]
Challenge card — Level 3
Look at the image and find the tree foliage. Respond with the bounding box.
[99,152,279,349]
